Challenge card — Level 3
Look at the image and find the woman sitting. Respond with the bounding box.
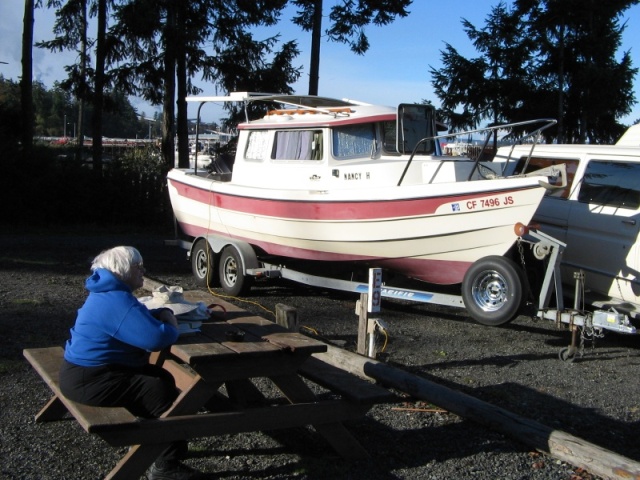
[59,246,198,480]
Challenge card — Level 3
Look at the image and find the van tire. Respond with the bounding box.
[462,256,523,326]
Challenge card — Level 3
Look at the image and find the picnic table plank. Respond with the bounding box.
[94,400,368,446]
[23,347,138,431]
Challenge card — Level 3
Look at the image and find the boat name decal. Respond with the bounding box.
[456,195,515,211]
[343,172,370,180]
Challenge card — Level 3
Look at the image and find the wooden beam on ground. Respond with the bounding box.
[315,344,640,480]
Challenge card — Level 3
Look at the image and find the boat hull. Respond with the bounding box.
[167,169,546,285]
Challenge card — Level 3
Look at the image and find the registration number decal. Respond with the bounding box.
[452,195,515,212]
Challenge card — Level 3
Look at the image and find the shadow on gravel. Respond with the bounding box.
[184,415,528,479]
[473,382,640,462]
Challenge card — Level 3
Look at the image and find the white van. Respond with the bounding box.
[495,132,640,319]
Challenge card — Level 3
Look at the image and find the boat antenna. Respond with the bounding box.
[243,100,250,123]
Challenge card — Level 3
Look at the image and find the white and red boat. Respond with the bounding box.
[167,92,559,325]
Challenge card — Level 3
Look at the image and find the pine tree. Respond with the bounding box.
[291,0,411,95]
[430,0,638,143]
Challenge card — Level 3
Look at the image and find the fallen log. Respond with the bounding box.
[315,344,640,480]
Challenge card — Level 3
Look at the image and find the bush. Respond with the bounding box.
[1,145,174,229]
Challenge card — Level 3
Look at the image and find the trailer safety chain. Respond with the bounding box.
[516,238,535,304]
[615,277,626,304]
[579,323,605,357]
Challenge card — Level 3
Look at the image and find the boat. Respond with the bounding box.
[167,92,559,325]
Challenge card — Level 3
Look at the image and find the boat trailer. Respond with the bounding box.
[247,227,636,362]
[172,226,636,362]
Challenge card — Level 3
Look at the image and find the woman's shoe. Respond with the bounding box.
[148,460,198,480]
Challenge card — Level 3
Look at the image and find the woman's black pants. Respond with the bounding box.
[59,359,187,464]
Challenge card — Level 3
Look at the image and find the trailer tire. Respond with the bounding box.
[218,245,252,296]
[191,239,218,288]
[559,346,578,363]
[462,256,523,326]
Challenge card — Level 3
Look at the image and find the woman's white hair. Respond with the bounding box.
[91,246,143,281]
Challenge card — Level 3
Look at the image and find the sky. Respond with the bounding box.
[1,0,640,126]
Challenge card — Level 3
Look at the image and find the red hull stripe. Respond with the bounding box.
[169,178,532,221]
[179,221,470,284]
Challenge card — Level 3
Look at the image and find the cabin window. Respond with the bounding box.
[578,160,640,209]
[332,124,376,159]
[271,130,323,160]
[245,131,270,161]
[513,156,579,199]
[382,121,399,154]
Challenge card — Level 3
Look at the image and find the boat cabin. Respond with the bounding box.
[185,94,502,191]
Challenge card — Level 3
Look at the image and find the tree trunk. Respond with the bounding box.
[308,0,322,96]
[21,0,35,158]
[176,2,189,169]
[92,0,107,173]
[556,20,565,144]
[161,2,177,170]
[76,0,87,162]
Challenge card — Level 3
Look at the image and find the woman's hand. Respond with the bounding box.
[153,308,179,329]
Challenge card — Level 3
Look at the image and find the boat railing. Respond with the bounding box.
[397,118,557,186]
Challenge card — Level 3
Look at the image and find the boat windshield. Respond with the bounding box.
[397,104,436,155]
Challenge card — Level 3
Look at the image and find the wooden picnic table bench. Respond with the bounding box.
[24,298,397,480]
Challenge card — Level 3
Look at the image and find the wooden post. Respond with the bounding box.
[275,304,298,332]
[313,344,640,480]
[356,294,368,355]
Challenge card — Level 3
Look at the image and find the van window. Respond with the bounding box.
[332,124,376,159]
[514,156,579,199]
[272,130,323,160]
[578,160,640,209]
[245,131,269,161]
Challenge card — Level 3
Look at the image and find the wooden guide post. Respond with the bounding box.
[357,269,383,357]
[356,294,368,355]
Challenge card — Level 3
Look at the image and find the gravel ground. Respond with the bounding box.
[1,229,639,480]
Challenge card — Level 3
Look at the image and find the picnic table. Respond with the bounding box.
[25,295,395,480]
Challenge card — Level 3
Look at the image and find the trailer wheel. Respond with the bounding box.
[218,245,252,296]
[191,239,218,288]
[558,347,577,363]
[462,256,523,326]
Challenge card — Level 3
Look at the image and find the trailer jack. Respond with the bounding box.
[537,270,636,363]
